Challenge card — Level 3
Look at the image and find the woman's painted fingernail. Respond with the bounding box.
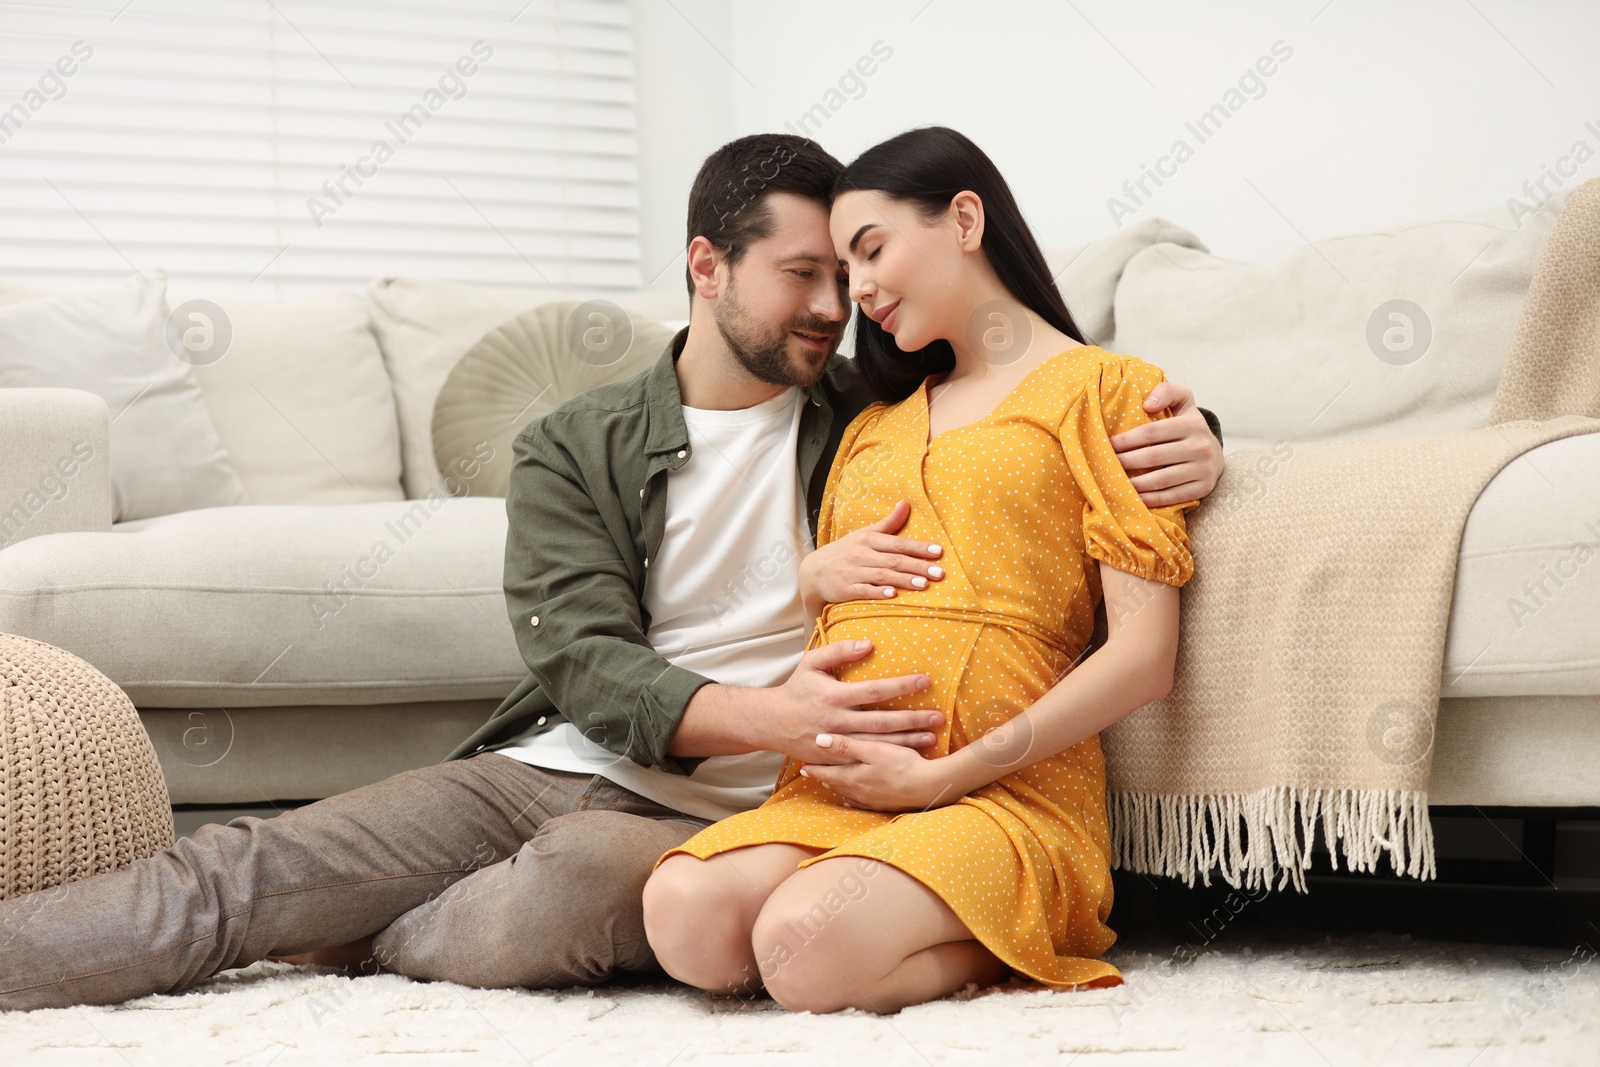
[912,576,927,588]
[928,565,943,578]
[817,734,834,747]
[800,768,810,777]
[882,586,895,597]
[928,544,942,555]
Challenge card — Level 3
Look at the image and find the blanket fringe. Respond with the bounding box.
[1107,787,1436,894]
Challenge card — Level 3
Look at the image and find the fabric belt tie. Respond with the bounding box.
[813,601,1076,659]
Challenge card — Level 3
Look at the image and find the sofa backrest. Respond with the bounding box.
[1102,188,1575,454]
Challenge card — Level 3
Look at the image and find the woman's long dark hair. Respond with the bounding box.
[833,127,1088,403]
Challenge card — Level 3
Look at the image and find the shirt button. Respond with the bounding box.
[536,716,547,726]
[530,615,540,626]
[643,557,650,567]
[639,488,645,498]
[676,449,687,459]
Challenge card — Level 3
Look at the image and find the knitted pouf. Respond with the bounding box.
[0,632,174,900]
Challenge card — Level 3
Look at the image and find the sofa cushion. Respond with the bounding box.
[1441,431,1600,698]
[182,289,405,505]
[367,277,689,498]
[1109,188,1576,454]
[0,497,524,707]
[0,270,247,521]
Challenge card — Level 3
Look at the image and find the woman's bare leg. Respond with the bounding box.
[751,856,1008,1014]
[643,843,825,996]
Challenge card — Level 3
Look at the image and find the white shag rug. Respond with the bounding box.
[3,927,1595,1066]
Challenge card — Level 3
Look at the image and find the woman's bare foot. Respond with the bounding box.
[267,937,377,973]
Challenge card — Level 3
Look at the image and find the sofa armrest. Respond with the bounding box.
[0,388,114,550]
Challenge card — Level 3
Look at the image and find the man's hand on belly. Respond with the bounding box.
[670,639,945,766]
[761,638,946,766]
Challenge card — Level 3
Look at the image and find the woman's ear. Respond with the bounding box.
[951,190,985,252]
[686,235,722,300]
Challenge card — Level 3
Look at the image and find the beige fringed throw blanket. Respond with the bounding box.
[1103,177,1600,892]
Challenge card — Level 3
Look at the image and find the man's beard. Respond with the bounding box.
[713,277,839,388]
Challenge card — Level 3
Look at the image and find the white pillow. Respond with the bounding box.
[183,290,405,505]
[1045,216,1209,350]
[367,277,688,498]
[1108,188,1575,454]
[0,270,246,521]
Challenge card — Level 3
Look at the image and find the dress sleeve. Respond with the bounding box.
[1057,356,1197,587]
[814,401,890,550]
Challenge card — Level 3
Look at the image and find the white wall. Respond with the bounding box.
[626,0,737,296]
[631,0,1600,270]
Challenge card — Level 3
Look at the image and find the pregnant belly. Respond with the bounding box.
[818,610,1075,761]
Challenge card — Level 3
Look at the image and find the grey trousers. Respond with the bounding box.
[0,752,710,1011]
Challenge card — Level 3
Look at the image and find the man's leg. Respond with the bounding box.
[0,753,592,1011]
[370,779,714,989]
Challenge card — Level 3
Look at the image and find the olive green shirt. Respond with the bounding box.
[447,328,1222,775]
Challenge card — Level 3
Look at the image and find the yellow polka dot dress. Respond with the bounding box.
[658,346,1198,990]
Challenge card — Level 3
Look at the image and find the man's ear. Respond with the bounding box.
[686,236,723,300]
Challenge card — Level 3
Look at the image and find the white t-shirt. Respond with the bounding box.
[493,385,813,821]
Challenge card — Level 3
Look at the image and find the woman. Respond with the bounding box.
[641,127,1197,1015]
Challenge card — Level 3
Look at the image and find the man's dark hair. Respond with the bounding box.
[684,134,844,296]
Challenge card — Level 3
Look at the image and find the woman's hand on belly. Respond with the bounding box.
[800,500,944,617]
[798,733,967,813]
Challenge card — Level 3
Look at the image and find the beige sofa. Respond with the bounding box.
[1,189,1597,817]
[0,276,690,805]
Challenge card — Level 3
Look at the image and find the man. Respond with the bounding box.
[0,134,1223,1010]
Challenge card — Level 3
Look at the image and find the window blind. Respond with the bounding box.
[0,0,643,296]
